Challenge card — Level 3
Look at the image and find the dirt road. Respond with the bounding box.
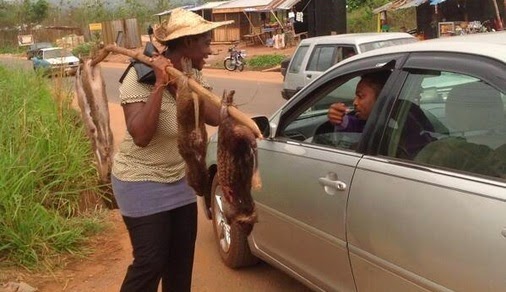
[0,62,311,292]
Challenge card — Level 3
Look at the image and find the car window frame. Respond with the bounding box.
[276,53,409,152]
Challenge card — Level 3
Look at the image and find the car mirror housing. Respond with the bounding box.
[251,116,270,138]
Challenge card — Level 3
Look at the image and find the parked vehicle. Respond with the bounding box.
[31,47,80,76]
[282,32,417,100]
[224,43,246,72]
[280,56,291,77]
[26,42,52,60]
[204,31,506,291]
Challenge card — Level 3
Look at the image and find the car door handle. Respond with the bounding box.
[306,74,312,78]
[318,172,347,195]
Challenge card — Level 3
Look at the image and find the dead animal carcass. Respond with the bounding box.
[175,58,210,198]
[217,90,261,234]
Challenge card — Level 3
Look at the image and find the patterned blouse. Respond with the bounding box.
[112,66,212,183]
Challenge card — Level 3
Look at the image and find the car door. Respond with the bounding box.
[347,52,506,291]
[284,43,311,94]
[249,54,405,292]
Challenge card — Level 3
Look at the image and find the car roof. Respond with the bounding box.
[299,32,415,46]
[338,31,506,64]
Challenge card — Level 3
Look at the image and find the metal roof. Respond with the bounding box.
[373,0,428,14]
[272,0,302,10]
[189,1,231,11]
[154,5,194,16]
[214,0,272,9]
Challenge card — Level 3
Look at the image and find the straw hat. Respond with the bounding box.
[154,8,234,42]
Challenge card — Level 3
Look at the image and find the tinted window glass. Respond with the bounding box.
[383,70,506,180]
[307,45,337,72]
[288,45,309,74]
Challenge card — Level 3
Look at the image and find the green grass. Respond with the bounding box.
[0,45,24,55]
[247,54,286,70]
[0,66,105,270]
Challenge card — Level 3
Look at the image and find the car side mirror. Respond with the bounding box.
[252,116,270,138]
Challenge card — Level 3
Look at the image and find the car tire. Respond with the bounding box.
[210,174,259,268]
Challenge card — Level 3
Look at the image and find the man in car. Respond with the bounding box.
[327,71,390,132]
[325,71,435,159]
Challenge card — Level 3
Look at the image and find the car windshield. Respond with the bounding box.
[359,37,417,52]
[44,49,73,59]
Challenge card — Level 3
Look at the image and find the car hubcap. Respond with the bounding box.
[213,185,231,253]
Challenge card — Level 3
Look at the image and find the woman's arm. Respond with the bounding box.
[122,55,172,147]
[203,96,221,126]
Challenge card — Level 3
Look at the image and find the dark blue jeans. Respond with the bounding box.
[120,203,197,292]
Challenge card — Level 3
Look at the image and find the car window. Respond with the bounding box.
[359,37,416,53]
[307,45,357,72]
[43,49,73,59]
[306,45,337,72]
[280,70,392,150]
[288,45,309,74]
[382,70,506,181]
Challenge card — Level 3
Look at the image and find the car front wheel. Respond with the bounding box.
[211,174,258,268]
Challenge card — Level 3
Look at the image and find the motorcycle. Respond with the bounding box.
[223,44,246,72]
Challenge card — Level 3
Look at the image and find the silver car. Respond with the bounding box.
[204,31,506,291]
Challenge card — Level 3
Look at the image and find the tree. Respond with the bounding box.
[29,0,49,24]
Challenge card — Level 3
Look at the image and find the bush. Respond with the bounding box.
[72,42,95,59]
[0,45,24,55]
[247,54,286,70]
[0,66,104,269]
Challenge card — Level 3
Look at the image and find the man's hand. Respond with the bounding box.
[328,102,348,125]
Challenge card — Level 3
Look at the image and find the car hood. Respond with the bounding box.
[45,56,80,65]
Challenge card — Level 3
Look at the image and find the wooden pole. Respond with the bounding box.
[492,0,504,30]
[90,44,263,139]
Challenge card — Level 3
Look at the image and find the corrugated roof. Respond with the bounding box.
[373,0,428,14]
[154,5,194,16]
[393,0,427,9]
[275,0,302,10]
[189,1,231,11]
[214,0,272,9]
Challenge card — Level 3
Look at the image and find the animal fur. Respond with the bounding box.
[217,90,261,235]
[176,58,210,197]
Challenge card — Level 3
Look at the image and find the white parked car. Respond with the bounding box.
[282,32,417,99]
[204,31,506,291]
[31,47,80,76]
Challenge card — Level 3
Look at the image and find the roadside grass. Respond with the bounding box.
[210,53,286,71]
[0,66,105,270]
[246,54,286,70]
[0,45,24,55]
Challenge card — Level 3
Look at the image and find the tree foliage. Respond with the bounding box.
[347,0,389,11]
[28,0,49,24]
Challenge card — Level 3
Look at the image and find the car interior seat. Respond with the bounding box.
[389,99,436,160]
[414,81,506,178]
[445,81,505,148]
